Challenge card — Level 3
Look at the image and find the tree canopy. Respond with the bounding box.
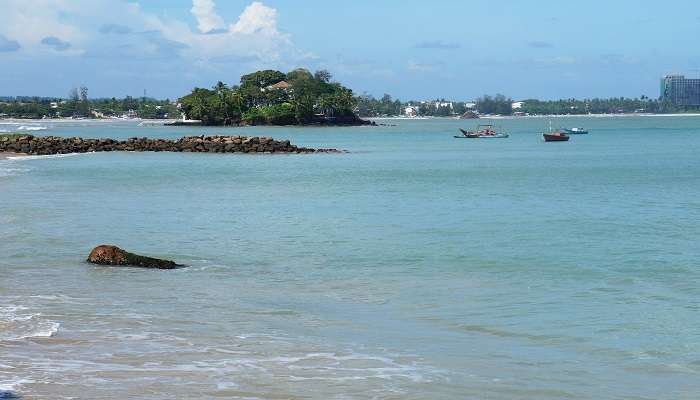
[178,68,361,126]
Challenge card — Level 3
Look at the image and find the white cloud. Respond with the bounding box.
[0,0,310,96]
[0,0,85,54]
[230,1,279,36]
[0,0,297,65]
[191,0,225,33]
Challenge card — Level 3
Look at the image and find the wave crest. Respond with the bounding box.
[0,305,60,342]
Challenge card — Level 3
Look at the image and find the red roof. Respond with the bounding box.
[267,81,291,89]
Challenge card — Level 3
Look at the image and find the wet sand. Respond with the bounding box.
[0,152,23,160]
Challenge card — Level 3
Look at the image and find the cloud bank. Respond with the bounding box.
[0,0,309,97]
[0,34,20,52]
[0,0,298,67]
[41,36,71,51]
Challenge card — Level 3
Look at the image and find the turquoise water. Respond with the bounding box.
[1,117,700,399]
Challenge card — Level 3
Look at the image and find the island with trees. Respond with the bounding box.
[177,68,371,126]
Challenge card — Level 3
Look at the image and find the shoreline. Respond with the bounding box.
[369,113,700,120]
[0,152,23,160]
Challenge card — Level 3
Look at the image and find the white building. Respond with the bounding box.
[404,106,418,117]
[512,101,524,110]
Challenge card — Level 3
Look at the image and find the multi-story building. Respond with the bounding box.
[660,75,700,106]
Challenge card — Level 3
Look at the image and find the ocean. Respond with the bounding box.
[1,116,700,399]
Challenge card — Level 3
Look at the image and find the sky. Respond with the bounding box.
[1,0,699,101]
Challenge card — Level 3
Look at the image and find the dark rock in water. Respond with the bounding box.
[87,245,179,269]
[460,111,479,119]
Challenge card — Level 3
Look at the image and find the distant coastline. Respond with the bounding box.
[370,113,700,120]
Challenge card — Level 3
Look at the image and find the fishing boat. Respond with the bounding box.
[455,124,509,139]
[562,127,588,134]
[543,132,569,142]
[543,121,569,142]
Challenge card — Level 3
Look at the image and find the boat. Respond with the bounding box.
[455,124,509,139]
[478,133,509,138]
[455,129,481,138]
[543,132,570,142]
[543,121,569,142]
[562,127,588,134]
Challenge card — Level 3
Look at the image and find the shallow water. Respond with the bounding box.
[1,117,700,399]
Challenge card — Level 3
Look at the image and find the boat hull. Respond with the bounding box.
[543,133,569,142]
[457,128,508,139]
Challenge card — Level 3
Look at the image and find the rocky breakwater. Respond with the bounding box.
[0,135,342,155]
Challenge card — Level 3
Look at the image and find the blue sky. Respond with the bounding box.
[1,0,699,101]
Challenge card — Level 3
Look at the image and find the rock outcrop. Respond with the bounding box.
[87,245,179,269]
[0,135,342,156]
[460,111,479,119]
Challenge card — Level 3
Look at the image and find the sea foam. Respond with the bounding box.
[0,305,60,341]
[16,126,48,131]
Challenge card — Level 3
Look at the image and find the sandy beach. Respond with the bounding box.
[0,152,22,160]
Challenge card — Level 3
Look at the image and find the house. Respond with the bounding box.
[264,81,292,92]
[512,101,524,110]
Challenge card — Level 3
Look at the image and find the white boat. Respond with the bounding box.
[563,127,588,134]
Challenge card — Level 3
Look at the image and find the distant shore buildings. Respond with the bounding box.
[404,106,418,117]
[660,75,700,106]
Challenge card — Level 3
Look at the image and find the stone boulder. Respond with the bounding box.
[87,245,179,269]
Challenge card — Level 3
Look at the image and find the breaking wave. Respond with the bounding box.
[0,305,60,342]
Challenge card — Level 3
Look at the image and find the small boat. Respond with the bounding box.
[543,121,569,142]
[455,124,509,139]
[455,128,482,138]
[543,132,569,142]
[563,127,588,134]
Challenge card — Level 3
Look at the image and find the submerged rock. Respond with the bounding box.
[87,245,179,269]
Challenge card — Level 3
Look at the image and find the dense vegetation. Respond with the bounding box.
[4,76,700,122]
[0,90,178,119]
[178,69,361,126]
[475,95,513,115]
[355,94,514,117]
[516,97,699,115]
[357,94,700,117]
[356,94,471,117]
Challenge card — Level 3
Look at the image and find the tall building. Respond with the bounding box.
[660,75,700,106]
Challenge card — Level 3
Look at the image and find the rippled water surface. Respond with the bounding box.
[2,117,700,399]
